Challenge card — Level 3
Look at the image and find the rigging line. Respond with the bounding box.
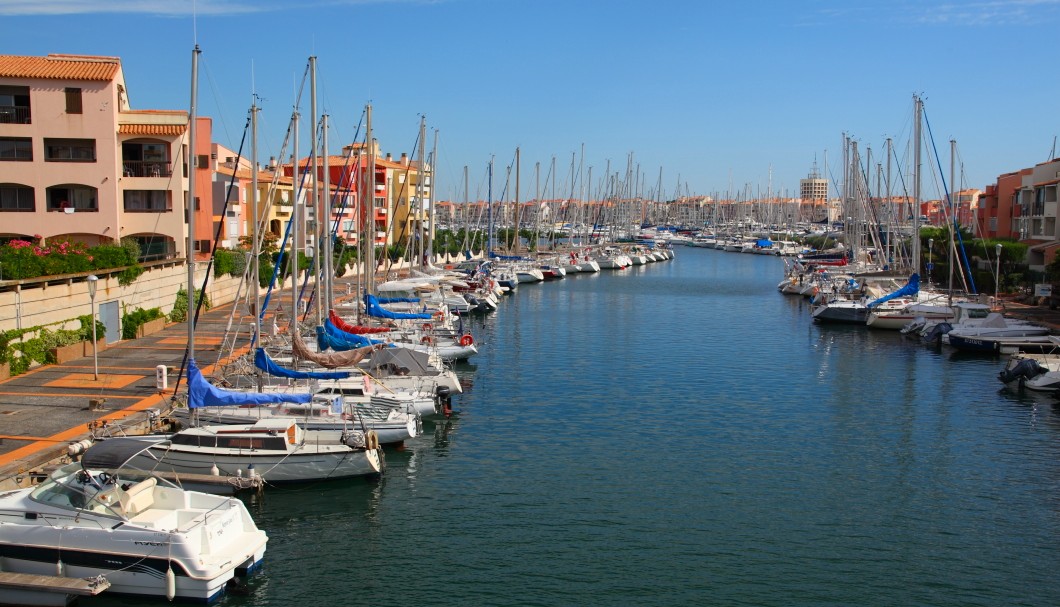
[923,108,976,294]
[197,55,236,152]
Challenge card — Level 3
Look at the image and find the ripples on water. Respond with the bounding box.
[98,248,1060,607]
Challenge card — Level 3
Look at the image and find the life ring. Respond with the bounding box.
[422,323,433,332]
[366,430,380,451]
[459,334,474,347]
[421,335,433,345]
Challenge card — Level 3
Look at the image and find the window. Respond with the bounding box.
[0,85,30,123]
[0,184,34,211]
[123,190,170,212]
[64,88,82,114]
[46,185,97,211]
[0,138,32,161]
[44,138,95,162]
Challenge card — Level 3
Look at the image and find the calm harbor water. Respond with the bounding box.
[102,247,1060,606]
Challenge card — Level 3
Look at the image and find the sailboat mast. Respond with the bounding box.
[290,109,299,329]
[309,57,322,325]
[513,147,521,254]
[885,137,893,268]
[487,156,494,255]
[429,128,438,266]
[948,138,956,299]
[416,115,426,266]
[186,45,199,359]
[322,112,333,307]
[365,104,375,295]
[251,99,262,351]
[913,96,922,283]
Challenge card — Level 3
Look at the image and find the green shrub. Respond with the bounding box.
[121,307,164,340]
[169,288,211,323]
[213,248,236,278]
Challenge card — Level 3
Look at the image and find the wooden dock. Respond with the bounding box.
[0,571,110,606]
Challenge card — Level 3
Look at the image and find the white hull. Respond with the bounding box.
[0,464,267,602]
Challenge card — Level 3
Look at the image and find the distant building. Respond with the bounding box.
[800,164,828,221]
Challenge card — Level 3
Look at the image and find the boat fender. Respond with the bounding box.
[166,565,176,601]
[422,323,433,332]
[460,334,474,347]
[366,430,380,451]
[421,336,433,345]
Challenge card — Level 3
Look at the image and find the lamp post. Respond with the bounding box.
[927,238,934,287]
[995,243,1003,309]
[86,275,98,381]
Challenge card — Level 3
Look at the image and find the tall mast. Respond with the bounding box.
[429,128,438,267]
[513,147,521,254]
[912,95,923,287]
[322,112,332,307]
[487,156,494,255]
[948,138,956,300]
[250,95,260,349]
[416,115,427,266]
[186,45,199,359]
[885,137,893,269]
[290,109,299,328]
[309,56,322,325]
[364,104,375,294]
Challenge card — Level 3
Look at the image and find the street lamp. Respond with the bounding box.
[927,238,934,287]
[86,275,98,381]
[995,243,1003,309]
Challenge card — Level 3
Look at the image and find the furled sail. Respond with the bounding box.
[187,358,312,408]
[364,293,432,320]
[866,273,920,309]
[291,328,383,368]
[254,348,350,380]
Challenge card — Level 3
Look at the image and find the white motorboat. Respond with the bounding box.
[0,460,267,602]
[999,343,1060,391]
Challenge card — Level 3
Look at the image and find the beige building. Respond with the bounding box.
[0,54,188,259]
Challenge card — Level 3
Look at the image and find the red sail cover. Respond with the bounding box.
[328,310,392,334]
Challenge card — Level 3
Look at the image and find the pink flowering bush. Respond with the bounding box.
[0,236,137,280]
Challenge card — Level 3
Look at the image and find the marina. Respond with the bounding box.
[5,245,1058,605]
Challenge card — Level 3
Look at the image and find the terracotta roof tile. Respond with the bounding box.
[0,54,120,81]
[119,124,186,136]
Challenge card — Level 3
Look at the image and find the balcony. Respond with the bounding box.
[0,105,30,124]
[122,161,172,178]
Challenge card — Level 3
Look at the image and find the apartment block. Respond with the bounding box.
[0,54,189,260]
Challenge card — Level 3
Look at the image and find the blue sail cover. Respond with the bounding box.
[253,348,350,380]
[866,273,920,309]
[488,252,529,261]
[187,358,313,409]
[375,297,420,304]
[364,293,432,320]
[317,322,387,352]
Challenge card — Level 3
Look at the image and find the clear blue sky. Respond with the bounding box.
[2,0,1057,203]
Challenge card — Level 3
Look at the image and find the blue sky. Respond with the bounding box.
[1,0,1057,203]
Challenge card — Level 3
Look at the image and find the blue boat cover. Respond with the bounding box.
[187,358,313,409]
[866,273,920,309]
[365,293,432,320]
[315,321,385,352]
[488,252,529,261]
[756,239,773,247]
[253,348,350,380]
[375,296,420,304]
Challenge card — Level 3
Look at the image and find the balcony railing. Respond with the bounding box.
[0,105,30,124]
[122,161,172,178]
